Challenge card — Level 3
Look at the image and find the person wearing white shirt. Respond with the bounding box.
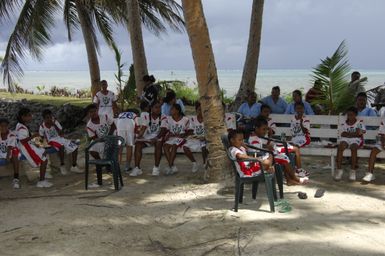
[93,80,118,119]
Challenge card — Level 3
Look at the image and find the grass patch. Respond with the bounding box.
[0,92,92,107]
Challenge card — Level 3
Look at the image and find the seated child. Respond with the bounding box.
[364,121,385,182]
[0,118,21,189]
[259,104,309,177]
[39,109,81,175]
[134,101,167,176]
[183,102,208,173]
[290,102,311,147]
[86,103,116,160]
[162,104,190,175]
[16,108,52,188]
[116,109,139,174]
[248,117,309,185]
[335,107,366,181]
[228,129,273,177]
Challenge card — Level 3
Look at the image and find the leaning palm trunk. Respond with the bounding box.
[231,0,264,111]
[126,0,149,98]
[75,0,101,97]
[182,0,229,183]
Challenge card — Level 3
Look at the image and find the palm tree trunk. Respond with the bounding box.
[182,0,230,184]
[75,0,101,98]
[127,0,149,98]
[231,0,264,111]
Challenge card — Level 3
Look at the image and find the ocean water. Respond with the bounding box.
[4,69,385,97]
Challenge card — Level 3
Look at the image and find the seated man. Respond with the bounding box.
[261,86,288,114]
[285,90,315,115]
[356,92,378,117]
[364,121,385,182]
[237,92,261,134]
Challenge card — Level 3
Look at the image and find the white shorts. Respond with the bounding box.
[18,141,47,168]
[290,135,310,148]
[48,137,78,154]
[117,130,135,146]
[339,137,363,147]
[165,137,186,147]
[89,142,105,156]
[184,139,206,151]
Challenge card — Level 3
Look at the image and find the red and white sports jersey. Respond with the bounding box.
[142,113,167,138]
[16,123,30,141]
[116,112,139,131]
[93,91,117,117]
[248,135,268,149]
[290,115,311,137]
[0,131,17,155]
[140,112,150,126]
[378,121,385,135]
[162,116,190,135]
[86,115,114,138]
[268,118,277,134]
[39,120,62,142]
[225,113,236,130]
[340,119,366,135]
[189,116,205,136]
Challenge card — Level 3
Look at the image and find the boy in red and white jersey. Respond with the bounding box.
[0,118,21,189]
[39,109,80,175]
[290,102,311,147]
[93,80,118,119]
[335,107,366,182]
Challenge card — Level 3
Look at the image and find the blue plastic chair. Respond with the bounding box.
[85,135,124,191]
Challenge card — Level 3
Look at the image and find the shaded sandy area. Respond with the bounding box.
[1,153,385,256]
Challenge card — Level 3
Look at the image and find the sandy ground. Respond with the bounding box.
[1,153,385,256]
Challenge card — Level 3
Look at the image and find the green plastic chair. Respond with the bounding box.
[221,135,275,212]
[85,135,125,191]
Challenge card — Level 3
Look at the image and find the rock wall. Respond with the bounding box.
[0,98,86,133]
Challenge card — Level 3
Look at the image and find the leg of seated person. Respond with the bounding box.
[71,148,78,167]
[90,151,100,160]
[39,160,48,181]
[282,163,301,185]
[350,144,358,170]
[336,142,348,169]
[183,146,196,163]
[154,141,163,168]
[134,142,145,168]
[202,146,208,165]
[163,144,173,167]
[170,145,178,166]
[59,146,65,165]
[368,148,381,173]
[11,155,19,180]
[292,146,302,168]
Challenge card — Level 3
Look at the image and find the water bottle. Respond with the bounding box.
[281,132,286,142]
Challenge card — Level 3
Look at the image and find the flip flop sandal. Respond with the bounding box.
[314,189,325,198]
[278,204,292,213]
[274,199,289,207]
[298,192,308,199]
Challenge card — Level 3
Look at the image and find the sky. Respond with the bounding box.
[1,0,385,71]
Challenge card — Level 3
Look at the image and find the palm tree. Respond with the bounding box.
[0,0,184,96]
[231,0,265,110]
[126,0,148,97]
[181,0,229,183]
[123,0,184,97]
[312,41,354,115]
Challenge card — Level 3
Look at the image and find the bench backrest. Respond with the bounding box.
[270,114,383,140]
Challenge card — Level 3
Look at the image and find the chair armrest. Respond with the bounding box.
[85,137,106,152]
[245,143,274,155]
[261,136,287,146]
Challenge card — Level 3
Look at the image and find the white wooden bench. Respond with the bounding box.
[270,114,385,175]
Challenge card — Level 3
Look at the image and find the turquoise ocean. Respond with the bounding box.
[8,69,385,97]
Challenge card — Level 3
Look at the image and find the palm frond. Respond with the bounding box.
[63,0,79,41]
[0,0,24,23]
[311,40,352,114]
[92,5,115,47]
[75,2,100,53]
[1,0,60,92]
